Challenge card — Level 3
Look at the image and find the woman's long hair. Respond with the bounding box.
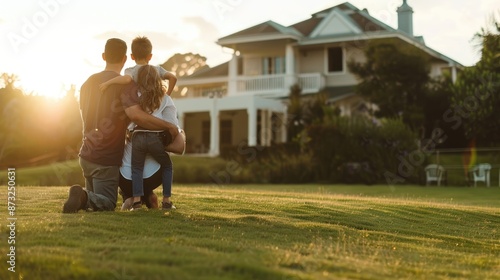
[137,65,164,113]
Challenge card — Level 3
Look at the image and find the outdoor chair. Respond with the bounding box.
[471,163,491,187]
[424,164,446,186]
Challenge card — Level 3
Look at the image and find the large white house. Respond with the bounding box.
[173,1,462,156]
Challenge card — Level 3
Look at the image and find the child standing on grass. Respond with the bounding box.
[101,36,180,211]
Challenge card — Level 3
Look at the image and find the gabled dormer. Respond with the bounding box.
[291,2,392,39]
[217,20,302,47]
[309,7,362,37]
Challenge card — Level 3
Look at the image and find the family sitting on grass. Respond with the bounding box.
[62,37,186,213]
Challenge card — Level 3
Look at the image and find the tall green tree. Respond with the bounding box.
[348,39,431,133]
[450,14,500,145]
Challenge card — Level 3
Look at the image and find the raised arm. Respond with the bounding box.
[100,75,133,92]
[125,105,179,138]
[163,72,177,96]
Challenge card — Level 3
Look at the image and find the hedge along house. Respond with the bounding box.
[174,1,462,156]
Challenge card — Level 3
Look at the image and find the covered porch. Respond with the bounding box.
[175,95,287,156]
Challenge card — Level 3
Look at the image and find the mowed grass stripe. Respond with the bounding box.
[0,185,499,280]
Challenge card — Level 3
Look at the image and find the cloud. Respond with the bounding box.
[182,16,220,41]
[94,31,132,41]
[169,16,229,65]
[94,31,181,46]
[93,17,227,67]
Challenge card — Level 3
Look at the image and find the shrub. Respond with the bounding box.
[307,116,418,184]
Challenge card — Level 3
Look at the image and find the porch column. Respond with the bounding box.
[260,110,268,146]
[177,110,184,128]
[265,110,272,146]
[285,43,296,89]
[210,103,220,156]
[451,65,457,84]
[228,52,238,94]
[280,112,287,143]
[247,106,257,147]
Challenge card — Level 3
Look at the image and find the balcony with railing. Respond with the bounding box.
[297,73,325,93]
[235,73,324,96]
[178,72,325,98]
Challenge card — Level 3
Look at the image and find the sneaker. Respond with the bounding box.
[63,185,87,213]
[162,202,176,210]
[130,201,144,211]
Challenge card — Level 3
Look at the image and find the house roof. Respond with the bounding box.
[322,86,357,102]
[277,86,356,101]
[289,17,323,37]
[219,2,394,44]
[183,1,462,85]
[216,1,462,66]
[308,2,391,34]
[217,20,303,45]
[312,2,359,15]
[182,62,228,79]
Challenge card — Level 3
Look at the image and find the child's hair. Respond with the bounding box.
[131,36,152,60]
[137,65,164,113]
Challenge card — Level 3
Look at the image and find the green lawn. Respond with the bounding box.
[1,185,499,280]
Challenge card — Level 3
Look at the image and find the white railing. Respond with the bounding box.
[298,73,324,93]
[236,73,323,95]
[237,74,286,94]
[180,73,324,96]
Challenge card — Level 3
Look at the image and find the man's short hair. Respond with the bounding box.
[104,38,127,64]
[131,36,152,60]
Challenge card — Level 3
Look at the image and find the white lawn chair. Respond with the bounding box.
[425,164,446,186]
[471,163,491,187]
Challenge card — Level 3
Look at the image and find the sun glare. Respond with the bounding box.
[18,73,69,100]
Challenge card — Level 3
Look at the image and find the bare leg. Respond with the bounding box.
[121,197,133,211]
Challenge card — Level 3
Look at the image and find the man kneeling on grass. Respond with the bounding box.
[62,38,179,213]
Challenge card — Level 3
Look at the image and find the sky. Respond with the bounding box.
[0,0,498,99]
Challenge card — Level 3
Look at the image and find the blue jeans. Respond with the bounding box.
[131,132,173,198]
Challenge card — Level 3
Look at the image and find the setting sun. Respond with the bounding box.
[18,73,67,99]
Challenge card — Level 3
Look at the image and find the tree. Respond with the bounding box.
[286,84,304,142]
[348,39,431,134]
[450,14,500,145]
[0,74,83,167]
[425,77,467,148]
[286,84,333,142]
[0,73,23,96]
[0,73,24,164]
[161,52,209,77]
[161,53,210,97]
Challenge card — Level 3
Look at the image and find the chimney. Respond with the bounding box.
[397,0,413,36]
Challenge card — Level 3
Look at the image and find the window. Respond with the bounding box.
[262,56,285,75]
[328,47,343,72]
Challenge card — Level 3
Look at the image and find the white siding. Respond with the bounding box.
[298,49,324,73]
